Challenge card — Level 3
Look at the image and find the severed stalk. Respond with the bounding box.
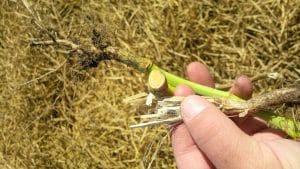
[31,38,300,138]
[148,70,173,97]
[130,85,300,133]
[131,70,300,138]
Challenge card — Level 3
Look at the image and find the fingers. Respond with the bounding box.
[187,63,252,100]
[171,85,213,169]
[185,63,264,136]
[171,124,213,169]
[174,84,195,96]
[181,95,262,169]
[229,75,253,100]
[187,62,215,87]
[229,75,269,134]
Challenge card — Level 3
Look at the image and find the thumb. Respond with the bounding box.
[181,95,261,169]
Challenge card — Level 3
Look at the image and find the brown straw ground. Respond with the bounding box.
[1,0,300,168]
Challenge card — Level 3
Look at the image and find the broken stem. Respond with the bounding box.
[31,39,300,138]
[146,63,300,138]
[149,64,242,100]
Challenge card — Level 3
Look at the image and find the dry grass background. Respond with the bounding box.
[1,0,300,168]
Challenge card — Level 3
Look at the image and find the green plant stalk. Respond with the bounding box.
[149,64,300,138]
[150,64,242,100]
[104,48,299,138]
[256,111,300,138]
[151,64,242,100]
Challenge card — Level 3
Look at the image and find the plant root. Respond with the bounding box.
[31,34,152,72]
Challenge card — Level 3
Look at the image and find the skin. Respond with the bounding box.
[171,62,300,169]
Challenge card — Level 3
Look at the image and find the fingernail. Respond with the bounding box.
[181,96,207,121]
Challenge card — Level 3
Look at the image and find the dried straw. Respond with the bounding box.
[1,0,299,168]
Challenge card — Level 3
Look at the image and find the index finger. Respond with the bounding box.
[187,62,215,87]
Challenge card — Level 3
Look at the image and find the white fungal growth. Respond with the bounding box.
[146,93,156,106]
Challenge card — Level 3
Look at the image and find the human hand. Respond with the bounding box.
[171,62,300,169]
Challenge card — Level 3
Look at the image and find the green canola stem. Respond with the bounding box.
[149,64,300,138]
[150,64,242,100]
[257,111,300,138]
